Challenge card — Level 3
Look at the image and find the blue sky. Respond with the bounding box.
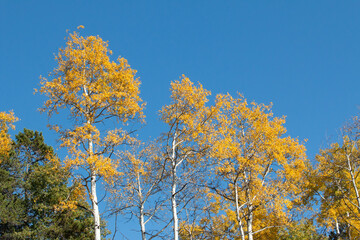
[1,1,360,238]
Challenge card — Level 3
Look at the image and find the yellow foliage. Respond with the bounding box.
[160,75,216,164]
[204,93,308,238]
[55,181,87,212]
[0,111,18,159]
[314,129,360,236]
[39,30,144,122]
[38,29,145,217]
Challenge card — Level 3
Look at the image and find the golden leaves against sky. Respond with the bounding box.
[0,111,18,159]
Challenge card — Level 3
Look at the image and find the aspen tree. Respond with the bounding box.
[160,76,215,240]
[38,27,144,240]
[207,94,307,240]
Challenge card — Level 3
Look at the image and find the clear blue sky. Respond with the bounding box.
[1,1,359,238]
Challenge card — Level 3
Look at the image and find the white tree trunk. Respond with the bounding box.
[247,205,253,240]
[91,170,101,240]
[84,84,101,240]
[171,173,179,240]
[171,133,179,240]
[137,172,147,240]
[140,205,146,240]
[235,181,245,240]
[89,134,101,240]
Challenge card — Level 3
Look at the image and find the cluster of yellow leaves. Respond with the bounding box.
[161,76,213,137]
[179,221,210,240]
[160,75,216,165]
[0,111,18,159]
[60,124,133,182]
[212,94,306,185]
[38,31,144,122]
[55,181,87,212]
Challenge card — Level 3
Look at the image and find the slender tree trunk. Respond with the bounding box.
[137,172,146,240]
[83,83,101,240]
[84,84,101,240]
[247,205,253,240]
[245,173,253,240]
[91,169,101,240]
[234,181,245,240]
[171,133,179,240]
[89,132,101,240]
[140,204,146,240]
[171,167,179,240]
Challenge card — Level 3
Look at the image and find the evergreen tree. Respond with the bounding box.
[0,129,96,239]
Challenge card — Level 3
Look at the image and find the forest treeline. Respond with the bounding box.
[1,28,359,240]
